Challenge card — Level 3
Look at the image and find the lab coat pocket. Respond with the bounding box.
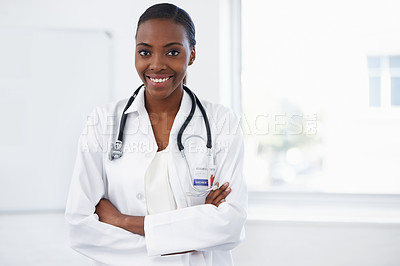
[189,164,215,206]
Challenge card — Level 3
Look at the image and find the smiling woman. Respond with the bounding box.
[65,3,247,266]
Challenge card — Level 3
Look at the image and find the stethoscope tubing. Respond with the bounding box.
[109,84,216,196]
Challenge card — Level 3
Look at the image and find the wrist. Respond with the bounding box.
[120,214,145,236]
[117,213,128,228]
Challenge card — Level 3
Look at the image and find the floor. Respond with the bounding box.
[0,212,90,266]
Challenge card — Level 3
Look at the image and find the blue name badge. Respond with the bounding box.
[193,179,208,186]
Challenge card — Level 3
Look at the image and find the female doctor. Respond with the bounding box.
[65,3,247,266]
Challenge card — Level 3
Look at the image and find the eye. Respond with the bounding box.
[167,50,180,56]
[138,50,150,56]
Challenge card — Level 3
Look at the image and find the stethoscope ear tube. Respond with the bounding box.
[193,93,212,149]
[177,85,212,151]
[177,86,197,151]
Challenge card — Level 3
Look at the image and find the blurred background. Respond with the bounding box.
[1,0,399,265]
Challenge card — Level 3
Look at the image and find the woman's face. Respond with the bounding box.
[135,18,195,101]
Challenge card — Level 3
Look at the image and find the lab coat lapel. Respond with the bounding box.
[123,86,146,115]
[123,87,152,136]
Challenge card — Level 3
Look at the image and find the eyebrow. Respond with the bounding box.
[136,42,184,47]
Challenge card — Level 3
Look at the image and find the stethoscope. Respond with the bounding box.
[109,84,218,197]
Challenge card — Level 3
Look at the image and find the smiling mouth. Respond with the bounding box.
[147,76,173,83]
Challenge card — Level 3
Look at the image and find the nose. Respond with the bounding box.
[150,53,167,71]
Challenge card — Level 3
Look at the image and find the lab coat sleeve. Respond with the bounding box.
[65,107,146,266]
[144,110,247,256]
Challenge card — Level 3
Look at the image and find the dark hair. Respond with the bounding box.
[136,3,196,47]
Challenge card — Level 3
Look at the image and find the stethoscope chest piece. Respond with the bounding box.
[109,140,123,161]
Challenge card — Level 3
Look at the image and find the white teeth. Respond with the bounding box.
[150,77,170,83]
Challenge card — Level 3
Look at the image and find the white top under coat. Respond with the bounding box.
[145,146,177,215]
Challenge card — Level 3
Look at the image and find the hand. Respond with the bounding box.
[205,182,231,207]
[95,198,123,227]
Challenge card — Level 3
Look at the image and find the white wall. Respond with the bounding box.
[0,28,111,211]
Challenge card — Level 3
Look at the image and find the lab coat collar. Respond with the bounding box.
[123,86,146,115]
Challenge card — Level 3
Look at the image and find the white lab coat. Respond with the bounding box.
[65,88,248,266]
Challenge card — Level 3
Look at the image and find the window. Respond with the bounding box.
[241,0,400,194]
[368,55,400,107]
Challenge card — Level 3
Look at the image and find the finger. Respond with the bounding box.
[213,187,231,205]
[206,182,226,201]
[215,198,226,207]
[211,182,229,199]
[213,187,231,204]
[205,182,219,203]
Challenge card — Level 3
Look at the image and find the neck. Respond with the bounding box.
[144,86,183,116]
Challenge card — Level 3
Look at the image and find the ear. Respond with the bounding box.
[188,46,196,65]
